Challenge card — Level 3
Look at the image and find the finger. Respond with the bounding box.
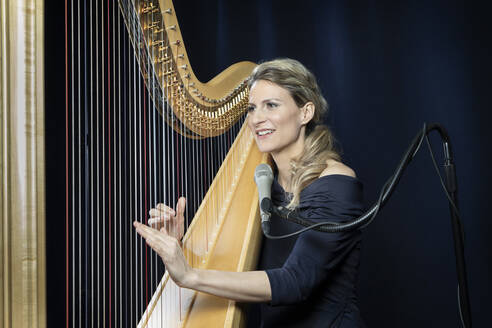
[148,210,171,220]
[149,208,174,218]
[156,203,176,216]
[148,217,165,226]
[134,221,159,238]
[176,197,186,220]
[149,208,163,218]
[135,221,172,252]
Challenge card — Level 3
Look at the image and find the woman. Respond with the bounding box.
[134,58,366,327]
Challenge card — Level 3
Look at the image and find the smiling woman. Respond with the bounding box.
[135,58,366,327]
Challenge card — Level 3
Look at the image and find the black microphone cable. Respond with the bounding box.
[261,122,429,238]
[261,123,463,237]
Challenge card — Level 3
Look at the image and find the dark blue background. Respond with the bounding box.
[173,0,489,326]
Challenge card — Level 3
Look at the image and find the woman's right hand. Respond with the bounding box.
[148,197,186,241]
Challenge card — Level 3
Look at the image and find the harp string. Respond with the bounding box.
[147,5,155,326]
[68,0,74,326]
[92,0,97,322]
[112,1,120,325]
[83,0,88,324]
[105,0,112,325]
[89,1,94,325]
[128,1,133,324]
[152,7,160,323]
[100,0,105,322]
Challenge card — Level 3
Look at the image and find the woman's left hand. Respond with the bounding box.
[133,221,192,287]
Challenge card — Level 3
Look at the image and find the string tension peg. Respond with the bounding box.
[141,3,158,14]
[149,39,164,47]
[144,21,160,30]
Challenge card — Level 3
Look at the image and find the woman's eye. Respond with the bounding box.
[246,106,255,112]
[266,102,278,108]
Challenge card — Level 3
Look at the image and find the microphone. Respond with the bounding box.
[254,163,274,234]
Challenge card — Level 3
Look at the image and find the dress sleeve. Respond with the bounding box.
[265,175,364,306]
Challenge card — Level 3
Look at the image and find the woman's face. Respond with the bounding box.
[247,80,308,158]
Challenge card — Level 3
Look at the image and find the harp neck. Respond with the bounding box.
[119,0,256,137]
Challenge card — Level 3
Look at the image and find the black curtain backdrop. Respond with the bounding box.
[44,0,489,327]
[172,0,488,326]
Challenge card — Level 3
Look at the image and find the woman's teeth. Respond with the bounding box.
[257,130,274,136]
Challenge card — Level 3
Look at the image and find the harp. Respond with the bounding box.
[1,0,266,327]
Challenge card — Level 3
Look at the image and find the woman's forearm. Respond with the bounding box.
[134,220,271,302]
[184,269,272,303]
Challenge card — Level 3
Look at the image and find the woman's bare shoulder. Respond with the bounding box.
[320,159,356,178]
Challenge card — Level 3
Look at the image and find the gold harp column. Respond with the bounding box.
[0,0,46,328]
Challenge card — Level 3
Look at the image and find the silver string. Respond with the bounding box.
[163,33,169,326]
[101,0,107,324]
[111,1,117,325]
[70,1,75,326]
[169,39,175,321]
[98,0,104,323]
[95,0,101,324]
[77,0,83,325]
[136,1,143,319]
[117,4,123,326]
[147,6,153,326]
[129,0,135,321]
[124,7,130,323]
[149,7,157,327]
[89,0,95,324]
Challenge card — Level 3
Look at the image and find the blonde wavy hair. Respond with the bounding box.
[248,58,340,209]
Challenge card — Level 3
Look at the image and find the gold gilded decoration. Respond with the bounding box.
[119,0,256,138]
[0,0,46,327]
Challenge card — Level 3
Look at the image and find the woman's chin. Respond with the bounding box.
[254,143,274,154]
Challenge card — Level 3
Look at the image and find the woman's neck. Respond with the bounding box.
[270,128,306,191]
[271,151,298,192]
[275,160,291,191]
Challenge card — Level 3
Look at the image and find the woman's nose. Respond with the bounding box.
[249,108,266,125]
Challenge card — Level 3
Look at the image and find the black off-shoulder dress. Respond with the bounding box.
[248,175,366,328]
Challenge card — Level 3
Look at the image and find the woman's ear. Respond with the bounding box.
[300,102,315,125]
